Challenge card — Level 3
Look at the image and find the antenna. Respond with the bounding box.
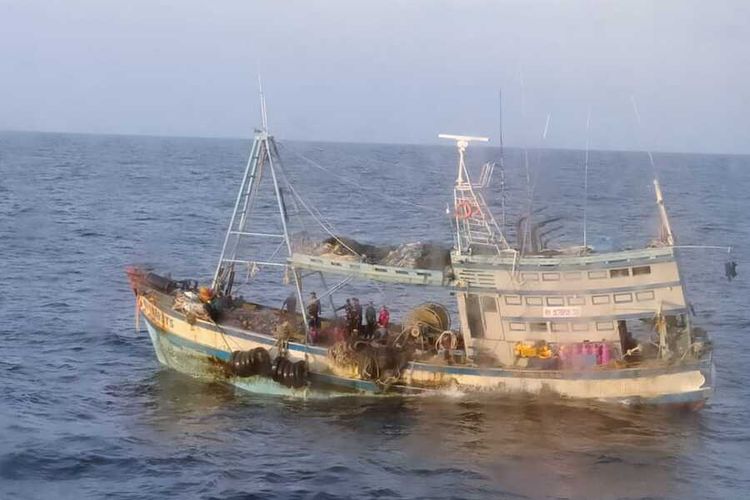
[438,134,489,184]
[518,69,533,255]
[542,113,551,140]
[498,90,507,231]
[630,95,673,246]
[258,75,269,133]
[498,90,505,163]
[583,106,591,252]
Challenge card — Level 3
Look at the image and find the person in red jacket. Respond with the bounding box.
[378,305,390,329]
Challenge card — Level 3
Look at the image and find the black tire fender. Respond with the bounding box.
[292,360,308,388]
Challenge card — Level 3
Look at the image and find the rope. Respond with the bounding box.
[268,143,363,258]
[208,316,237,354]
[435,330,458,352]
[283,177,362,257]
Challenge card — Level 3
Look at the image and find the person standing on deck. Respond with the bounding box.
[307,292,321,329]
[336,299,353,335]
[353,298,363,337]
[365,301,377,339]
[378,305,390,329]
[281,291,297,317]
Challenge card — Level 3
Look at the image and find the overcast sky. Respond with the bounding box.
[1,1,748,153]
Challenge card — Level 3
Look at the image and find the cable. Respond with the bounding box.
[278,142,444,214]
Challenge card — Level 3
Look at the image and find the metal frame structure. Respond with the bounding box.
[439,134,511,255]
[212,90,311,332]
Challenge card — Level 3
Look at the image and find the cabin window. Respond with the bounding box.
[509,322,526,331]
[588,270,608,280]
[572,322,589,332]
[596,321,615,331]
[546,297,565,306]
[632,265,652,276]
[636,290,655,302]
[610,268,630,278]
[542,272,560,281]
[614,292,633,303]
[564,271,582,280]
[481,296,498,312]
[525,296,543,306]
[551,322,569,332]
[504,295,522,305]
[521,272,539,281]
[592,295,611,305]
[529,322,548,332]
[568,296,585,306]
[465,294,485,338]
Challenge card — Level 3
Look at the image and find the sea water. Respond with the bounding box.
[1,131,749,499]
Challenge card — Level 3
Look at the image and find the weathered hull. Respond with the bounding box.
[138,295,713,407]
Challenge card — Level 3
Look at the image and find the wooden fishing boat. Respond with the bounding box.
[127,97,715,408]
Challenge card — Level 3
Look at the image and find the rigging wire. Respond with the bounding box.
[498,89,508,235]
[630,96,658,175]
[283,170,363,257]
[268,144,363,257]
[518,68,534,256]
[277,142,444,215]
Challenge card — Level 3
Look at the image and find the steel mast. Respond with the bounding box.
[439,134,510,255]
[212,86,309,331]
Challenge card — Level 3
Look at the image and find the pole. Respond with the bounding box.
[213,137,260,290]
[267,136,309,333]
[583,107,591,252]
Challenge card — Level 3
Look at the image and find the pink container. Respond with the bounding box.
[583,342,593,356]
[600,343,611,365]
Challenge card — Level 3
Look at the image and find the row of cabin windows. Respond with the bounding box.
[508,320,615,333]
[519,265,652,283]
[503,289,656,307]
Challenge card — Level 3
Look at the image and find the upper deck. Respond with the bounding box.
[452,246,681,294]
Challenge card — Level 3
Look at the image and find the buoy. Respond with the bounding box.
[455,200,473,219]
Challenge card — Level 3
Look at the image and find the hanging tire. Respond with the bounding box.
[282,360,296,388]
[272,356,288,383]
[242,350,256,376]
[229,351,240,373]
[228,349,264,377]
[252,348,272,376]
[292,360,308,388]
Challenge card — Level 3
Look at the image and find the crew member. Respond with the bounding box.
[336,299,353,335]
[307,292,321,329]
[281,291,297,317]
[353,298,363,336]
[378,305,390,329]
[365,301,377,339]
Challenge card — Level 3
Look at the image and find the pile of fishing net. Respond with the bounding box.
[304,236,450,270]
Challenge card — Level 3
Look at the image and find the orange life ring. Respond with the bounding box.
[455,201,473,219]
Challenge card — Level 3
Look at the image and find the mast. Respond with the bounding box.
[212,85,309,329]
[439,134,510,254]
[498,90,507,232]
[653,178,675,246]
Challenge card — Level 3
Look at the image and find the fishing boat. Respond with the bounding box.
[127,96,716,408]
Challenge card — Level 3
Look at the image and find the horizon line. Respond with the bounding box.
[1,127,747,158]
